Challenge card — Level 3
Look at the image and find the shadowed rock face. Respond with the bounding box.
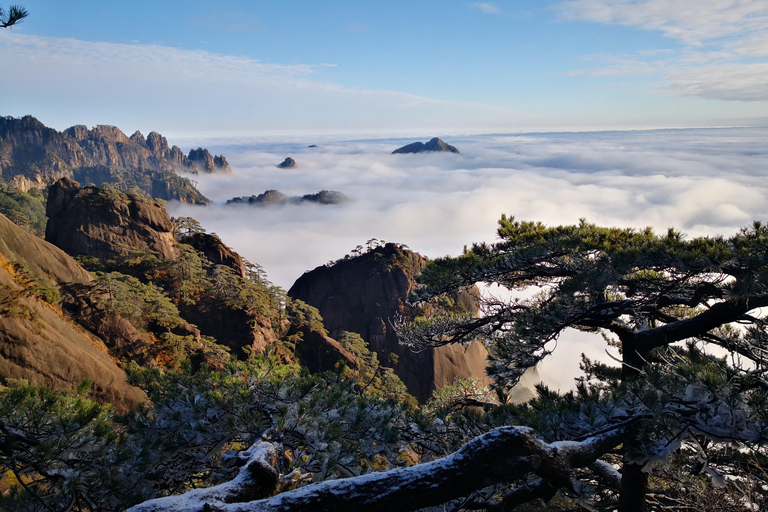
[45,178,179,262]
[288,243,488,402]
[0,212,146,413]
[392,137,460,154]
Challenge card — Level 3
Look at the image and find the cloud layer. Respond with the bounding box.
[167,127,768,388]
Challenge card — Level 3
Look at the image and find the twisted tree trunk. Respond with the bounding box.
[127,423,638,512]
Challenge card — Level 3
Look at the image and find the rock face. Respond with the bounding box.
[0,115,225,203]
[226,189,349,207]
[392,137,460,154]
[45,178,179,261]
[0,212,145,413]
[277,157,297,169]
[288,243,489,402]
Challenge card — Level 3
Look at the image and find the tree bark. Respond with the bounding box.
[618,460,648,512]
[126,423,639,512]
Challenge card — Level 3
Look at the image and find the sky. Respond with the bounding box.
[2,1,768,135]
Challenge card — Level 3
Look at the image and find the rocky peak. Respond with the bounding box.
[130,130,147,146]
[91,125,131,143]
[277,157,297,169]
[288,242,488,402]
[392,137,460,154]
[63,124,90,141]
[146,131,170,156]
[188,147,232,173]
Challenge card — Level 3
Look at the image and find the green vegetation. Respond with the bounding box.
[72,166,209,204]
[0,3,27,28]
[0,182,47,236]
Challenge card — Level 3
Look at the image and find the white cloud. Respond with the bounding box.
[556,0,768,46]
[563,54,658,77]
[0,32,530,134]
[469,3,501,14]
[165,127,768,389]
[554,1,768,102]
[664,63,768,101]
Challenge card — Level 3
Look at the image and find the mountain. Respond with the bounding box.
[0,212,146,413]
[226,189,349,206]
[0,115,224,203]
[288,242,488,402]
[392,137,460,154]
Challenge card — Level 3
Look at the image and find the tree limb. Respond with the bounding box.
[126,422,643,512]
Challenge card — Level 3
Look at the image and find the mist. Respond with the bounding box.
[167,126,768,389]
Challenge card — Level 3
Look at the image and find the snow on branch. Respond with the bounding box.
[126,422,641,512]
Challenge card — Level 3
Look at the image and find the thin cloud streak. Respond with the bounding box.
[469,3,501,14]
[556,0,768,46]
[0,32,532,134]
[555,0,768,102]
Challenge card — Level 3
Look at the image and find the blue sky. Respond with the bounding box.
[2,1,768,134]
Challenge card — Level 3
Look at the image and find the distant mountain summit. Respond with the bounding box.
[392,137,460,154]
[277,157,298,169]
[226,189,349,206]
[0,115,226,203]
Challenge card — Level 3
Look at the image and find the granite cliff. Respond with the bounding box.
[288,242,489,402]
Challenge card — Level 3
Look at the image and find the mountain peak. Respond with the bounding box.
[392,137,460,154]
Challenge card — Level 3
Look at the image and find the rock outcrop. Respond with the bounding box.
[180,232,246,278]
[0,115,224,203]
[226,190,348,207]
[0,213,145,413]
[45,178,179,261]
[288,243,488,402]
[277,157,297,169]
[392,137,460,154]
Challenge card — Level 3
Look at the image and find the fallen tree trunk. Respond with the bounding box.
[127,423,637,512]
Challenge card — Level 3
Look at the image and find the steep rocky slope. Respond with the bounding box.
[0,115,225,202]
[288,242,489,402]
[0,213,145,413]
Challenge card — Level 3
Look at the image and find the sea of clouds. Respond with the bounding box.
[167,126,768,389]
